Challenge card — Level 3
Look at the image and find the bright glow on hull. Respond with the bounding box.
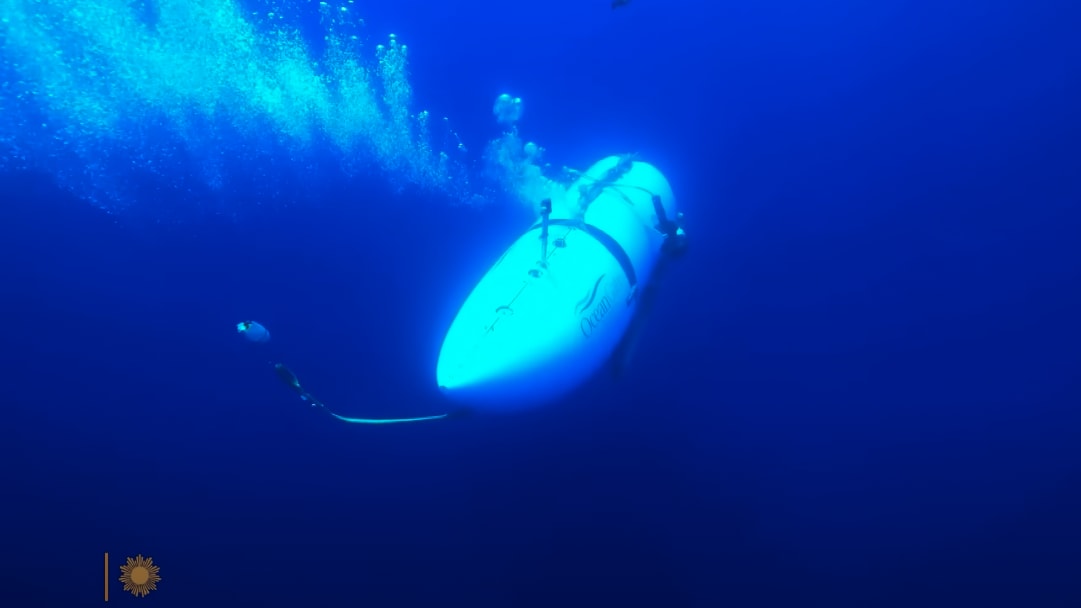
[437,156,677,409]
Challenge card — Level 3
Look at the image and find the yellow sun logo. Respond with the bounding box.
[118,554,161,598]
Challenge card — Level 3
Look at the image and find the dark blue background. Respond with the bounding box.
[1,1,1079,606]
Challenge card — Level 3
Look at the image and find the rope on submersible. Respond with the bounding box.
[273,362,451,425]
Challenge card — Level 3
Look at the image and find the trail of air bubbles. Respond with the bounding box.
[0,0,472,211]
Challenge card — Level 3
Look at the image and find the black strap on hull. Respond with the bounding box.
[530,218,638,292]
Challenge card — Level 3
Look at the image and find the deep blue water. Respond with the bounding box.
[1,1,1079,606]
